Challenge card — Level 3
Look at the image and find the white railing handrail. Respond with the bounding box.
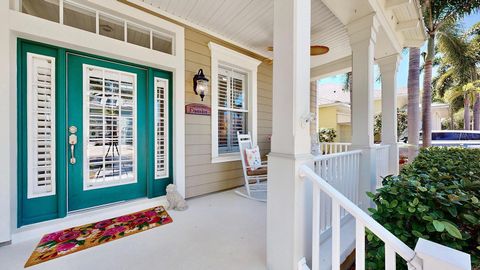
[313,150,362,161]
[299,165,423,269]
[320,142,352,145]
[374,144,390,149]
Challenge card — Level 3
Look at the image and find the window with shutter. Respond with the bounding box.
[217,66,248,154]
[154,78,169,178]
[209,42,260,163]
[27,53,56,198]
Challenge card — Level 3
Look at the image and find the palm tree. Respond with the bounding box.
[342,71,353,111]
[407,47,421,160]
[434,21,480,129]
[444,82,480,129]
[418,0,480,146]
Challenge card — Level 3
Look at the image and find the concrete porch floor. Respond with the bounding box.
[0,191,267,270]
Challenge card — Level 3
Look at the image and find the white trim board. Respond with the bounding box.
[209,42,261,163]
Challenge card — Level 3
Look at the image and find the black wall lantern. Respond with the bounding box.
[193,69,209,101]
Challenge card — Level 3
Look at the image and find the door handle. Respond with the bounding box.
[69,126,78,165]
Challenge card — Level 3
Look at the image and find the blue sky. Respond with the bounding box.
[319,13,480,89]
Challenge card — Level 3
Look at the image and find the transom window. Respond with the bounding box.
[20,0,174,55]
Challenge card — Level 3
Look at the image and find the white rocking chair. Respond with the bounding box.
[235,132,268,202]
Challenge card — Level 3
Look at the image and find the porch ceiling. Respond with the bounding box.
[141,0,351,67]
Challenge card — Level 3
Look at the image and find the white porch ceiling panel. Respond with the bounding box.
[141,0,351,67]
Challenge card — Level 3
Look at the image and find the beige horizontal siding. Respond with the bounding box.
[184,27,272,198]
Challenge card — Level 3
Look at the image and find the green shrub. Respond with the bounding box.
[366,147,480,269]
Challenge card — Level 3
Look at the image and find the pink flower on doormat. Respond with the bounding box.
[131,217,149,227]
[102,226,126,237]
[143,210,157,217]
[57,231,81,242]
[40,232,63,244]
[161,216,172,224]
[116,214,135,222]
[148,216,160,224]
[94,220,114,229]
[56,242,77,253]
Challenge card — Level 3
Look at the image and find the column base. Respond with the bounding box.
[384,142,400,175]
[266,152,313,270]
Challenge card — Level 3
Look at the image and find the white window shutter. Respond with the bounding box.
[27,53,56,199]
[154,78,169,179]
[217,66,248,154]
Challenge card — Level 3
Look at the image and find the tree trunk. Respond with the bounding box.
[449,105,455,129]
[422,35,434,147]
[407,47,420,160]
[464,94,471,130]
[474,93,480,130]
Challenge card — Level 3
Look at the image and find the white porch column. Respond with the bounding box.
[310,80,317,136]
[267,0,312,269]
[347,13,378,210]
[0,0,11,243]
[378,54,401,175]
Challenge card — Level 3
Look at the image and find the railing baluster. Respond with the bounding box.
[332,200,341,270]
[321,160,327,232]
[312,187,320,270]
[385,244,396,270]
[355,219,366,270]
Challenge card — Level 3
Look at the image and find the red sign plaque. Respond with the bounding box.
[185,103,211,116]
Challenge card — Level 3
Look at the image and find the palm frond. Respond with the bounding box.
[444,85,464,103]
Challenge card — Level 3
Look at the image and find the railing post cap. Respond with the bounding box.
[414,238,471,270]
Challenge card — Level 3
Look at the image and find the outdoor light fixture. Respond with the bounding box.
[193,69,209,101]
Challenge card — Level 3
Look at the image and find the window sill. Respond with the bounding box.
[211,154,241,163]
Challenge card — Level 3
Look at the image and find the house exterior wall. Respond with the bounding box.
[339,124,352,142]
[183,28,272,198]
[318,95,408,143]
[317,105,344,142]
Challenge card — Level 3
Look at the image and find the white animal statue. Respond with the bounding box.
[166,184,188,211]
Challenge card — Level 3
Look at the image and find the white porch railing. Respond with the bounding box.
[319,143,351,155]
[313,150,361,233]
[299,165,472,270]
[302,164,421,270]
[375,144,390,188]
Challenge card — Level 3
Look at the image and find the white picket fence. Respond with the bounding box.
[313,150,361,233]
[319,143,351,155]
[375,144,390,188]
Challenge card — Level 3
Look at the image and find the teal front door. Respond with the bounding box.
[66,53,148,211]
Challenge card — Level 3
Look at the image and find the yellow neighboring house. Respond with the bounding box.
[317,84,449,142]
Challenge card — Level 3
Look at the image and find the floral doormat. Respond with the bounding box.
[25,206,172,268]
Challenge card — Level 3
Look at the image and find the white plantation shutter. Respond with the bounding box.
[217,66,248,154]
[155,78,169,178]
[27,53,56,198]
